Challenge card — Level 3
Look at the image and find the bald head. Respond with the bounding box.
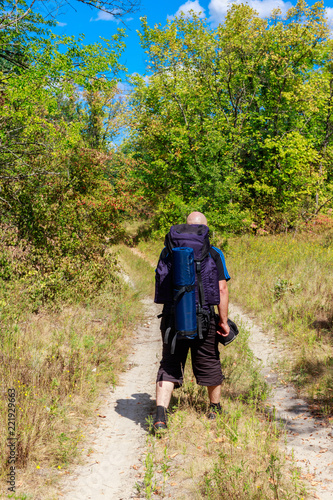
[186,211,208,226]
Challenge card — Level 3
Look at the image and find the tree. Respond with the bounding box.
[0,0,133,306]
[128,1,333,232]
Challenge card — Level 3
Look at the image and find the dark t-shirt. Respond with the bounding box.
[209,246,231,282]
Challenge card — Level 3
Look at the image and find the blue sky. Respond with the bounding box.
[53,0,333,77]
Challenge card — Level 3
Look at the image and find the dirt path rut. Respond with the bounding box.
[229,303,333,500]
[60,298,162,500]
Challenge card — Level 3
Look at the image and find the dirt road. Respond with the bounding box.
[60,268,333,499]
[60,297,162,499]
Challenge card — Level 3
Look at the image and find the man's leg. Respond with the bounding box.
[156,380,175,408]
[191,318,224,419]
[207,384,221,404]
[154,338,189,431]
[207,384,223,418]
[154,381,175,432]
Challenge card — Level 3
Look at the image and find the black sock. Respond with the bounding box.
[209,402,221,411]
[155,405,167,422]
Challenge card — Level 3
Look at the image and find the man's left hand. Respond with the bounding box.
[217,321,230,337]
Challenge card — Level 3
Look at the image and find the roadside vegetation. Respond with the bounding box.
[0,1,143,496]
[223,224,333,418]
[0,246,152,498]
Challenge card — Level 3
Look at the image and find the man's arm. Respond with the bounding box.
[217,279,230,336]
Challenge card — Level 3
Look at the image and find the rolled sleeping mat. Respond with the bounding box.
[172,247,197,337]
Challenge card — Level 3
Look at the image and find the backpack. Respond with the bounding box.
[155,224,220,353]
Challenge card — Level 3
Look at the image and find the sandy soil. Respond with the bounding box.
[60,297,162,500]
[59,272,333,499]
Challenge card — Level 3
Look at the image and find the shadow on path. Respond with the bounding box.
[115,392,155,427]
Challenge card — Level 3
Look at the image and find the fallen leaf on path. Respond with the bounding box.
[319,449,328,453]
[97,414,106,418]
[169,452,178,458]
[292,413,305,420]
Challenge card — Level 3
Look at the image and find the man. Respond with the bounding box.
[153,211,230,432]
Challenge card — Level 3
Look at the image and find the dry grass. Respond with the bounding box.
[139,323,306,500]
[222,233,333,416]
[0,248,148,499]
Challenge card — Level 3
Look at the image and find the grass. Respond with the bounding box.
[127,242,308,499]
[137,320,306,499]
[221,233,333,416]
[0,246,151,499]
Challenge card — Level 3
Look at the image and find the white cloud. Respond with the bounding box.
[131,72,151,85]
[326,7,333,27]
[168,0,206,21]
[57,21,67,27]
[208,0,292,25]
[90,10,120,22]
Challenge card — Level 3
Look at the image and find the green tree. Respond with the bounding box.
[0,1,134,307]
[129,1,333,232]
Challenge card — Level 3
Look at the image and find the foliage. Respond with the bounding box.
[0,1,136,308]
[128,1,333,233]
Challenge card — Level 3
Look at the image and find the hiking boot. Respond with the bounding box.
[207,403,225,420]
[153,420,168,434]
[153,405,168,435]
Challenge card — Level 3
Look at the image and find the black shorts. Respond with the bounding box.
[156,317,224,387]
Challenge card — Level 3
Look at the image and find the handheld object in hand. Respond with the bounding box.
[216,318,239,346]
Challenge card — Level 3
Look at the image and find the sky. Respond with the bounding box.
[53,0,333,77]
